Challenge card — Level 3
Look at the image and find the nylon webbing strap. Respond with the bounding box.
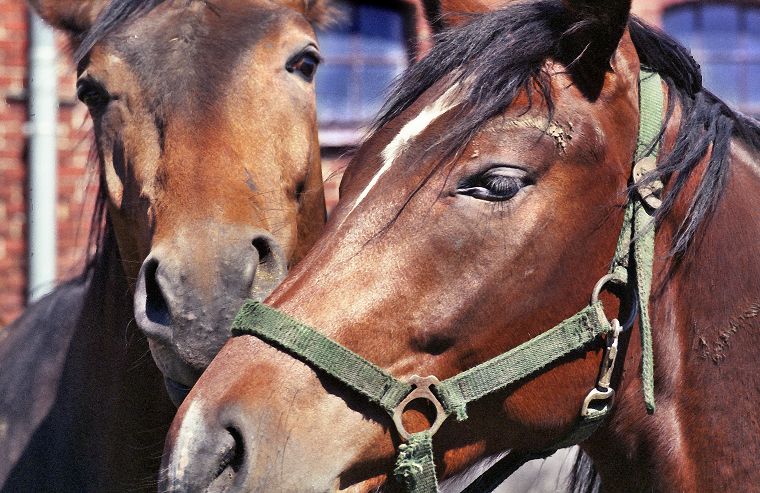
[231,301,412,414]
[635,70,662,413]
[232,300,613,421]
[636,71,664,161]
[435,301,612,421]
[394,431,438,493]
[610,201,635,277]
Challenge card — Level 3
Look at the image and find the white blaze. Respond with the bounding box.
[345,83,462,217]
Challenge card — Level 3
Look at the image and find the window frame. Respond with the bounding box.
[663,2,760,116]
[316,0,418,147]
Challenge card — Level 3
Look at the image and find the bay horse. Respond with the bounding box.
[0,0,333,490]
[162,0,760,491]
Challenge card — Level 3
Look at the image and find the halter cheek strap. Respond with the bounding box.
[633,69,664,414]
[230,70,664,493]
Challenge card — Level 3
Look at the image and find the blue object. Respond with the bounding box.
[316,2,408,127]
[664,4,760,116]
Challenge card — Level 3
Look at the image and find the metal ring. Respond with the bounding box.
[591,273,618,305]
[580,387,615,418]
[591,273,638,332]
[391,376,448,441]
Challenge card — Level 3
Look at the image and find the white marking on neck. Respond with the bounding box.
[345,84,461,218]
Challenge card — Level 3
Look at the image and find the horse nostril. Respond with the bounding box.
[226,427,245,473]
[161,407,248,491]
[248,233,288,301]
[143,258,172,326]
[251,236,272,265]
[209,427,245,490]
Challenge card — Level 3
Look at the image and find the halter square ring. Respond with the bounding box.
[391,376,448,441]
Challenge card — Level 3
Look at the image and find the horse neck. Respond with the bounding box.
[80,221,173,413]
[65,225,175,487]
[581,122,760,491]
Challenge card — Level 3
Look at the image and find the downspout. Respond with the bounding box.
[26,11,58,302]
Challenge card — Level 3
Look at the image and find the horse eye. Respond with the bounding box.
[457,167,531,202]
[76,80,110,110]
[286,50,321,83]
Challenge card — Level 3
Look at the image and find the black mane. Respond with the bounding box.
[372,0,760,257]
[629,16,760,255]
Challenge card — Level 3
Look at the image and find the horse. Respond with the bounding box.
[0,0,334,489]
[161,0,760,491]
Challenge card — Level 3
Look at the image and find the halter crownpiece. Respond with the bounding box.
[230,70,663,493]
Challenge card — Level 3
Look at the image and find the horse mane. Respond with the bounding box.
[78,146,113,279]
[371,0,760,258]
[628,16,760,256]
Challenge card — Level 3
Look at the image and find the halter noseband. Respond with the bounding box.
[230,70,664,493]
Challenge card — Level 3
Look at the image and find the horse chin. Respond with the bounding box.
[146,338,206,405]
[164,377,192,407]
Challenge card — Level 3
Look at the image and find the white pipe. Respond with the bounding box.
[27,11,58,302]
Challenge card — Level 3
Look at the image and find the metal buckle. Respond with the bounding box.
[592,273,638,331]
[581,387,615,418]
[581,319,622,418]
[592,273,623,305]
[392,376,448,441]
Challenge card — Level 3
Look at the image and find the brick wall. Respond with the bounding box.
[0,0,93,326]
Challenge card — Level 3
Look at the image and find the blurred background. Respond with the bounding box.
[1,0,758,326]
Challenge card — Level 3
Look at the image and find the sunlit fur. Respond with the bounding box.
[163,1,760,492]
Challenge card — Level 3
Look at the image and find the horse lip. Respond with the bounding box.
[165,376,192,407]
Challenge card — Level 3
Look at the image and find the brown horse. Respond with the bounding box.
[0,0,332,490]
[162,0,760,491]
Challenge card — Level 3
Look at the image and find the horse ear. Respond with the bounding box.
[28,0,106,34]
[422,0,507,33]
[559,0,633,97]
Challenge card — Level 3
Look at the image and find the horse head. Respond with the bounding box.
[162,0,760,490]
[30,0,332,404]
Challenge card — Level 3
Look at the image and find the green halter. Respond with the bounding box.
[230,70,664,493]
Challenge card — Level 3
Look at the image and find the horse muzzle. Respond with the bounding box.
[133,226,288,405]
